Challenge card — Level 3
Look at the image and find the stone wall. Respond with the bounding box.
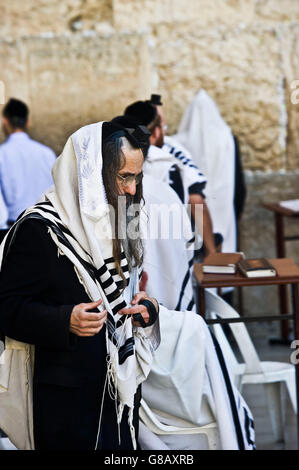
[1,0,299,316]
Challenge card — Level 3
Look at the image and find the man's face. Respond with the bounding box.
[157,105,166,137]
[150,105,165,148]
[117,146,144,197]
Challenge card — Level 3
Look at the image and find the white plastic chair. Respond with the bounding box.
[205,288,297,442]
[139,398,219,450]
[0,437,17,450]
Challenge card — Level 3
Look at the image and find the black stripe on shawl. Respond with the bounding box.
[119,338,135,365]
[112,300,127,315]
[244,407,256,449]
[34,201,53,207]
[33,206,62,218]
[174,256,194,311]
[119,348,134,365]
[116,314,129,328]
[101,277,114,290]
[105,252,126,264]
[187,299,195,311]
[109,265,129,276]
[210,332,245,450]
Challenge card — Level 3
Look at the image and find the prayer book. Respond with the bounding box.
[237,258,277,278]
[202,252,244,274]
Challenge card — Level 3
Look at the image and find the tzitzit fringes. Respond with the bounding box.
[128,407,137,450]
[105,353,124,447]
[94,366,109,450]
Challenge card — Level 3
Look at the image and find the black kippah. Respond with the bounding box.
[102,121,125,143]
[102,119,150,157]
[150,94,163,106]
[111,115,151,149]
[124,101,157,126]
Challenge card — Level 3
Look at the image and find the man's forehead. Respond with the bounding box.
[121,147,143,171]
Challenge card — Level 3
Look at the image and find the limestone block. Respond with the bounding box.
[0,0,113,38]
[112,0,256,32]
[153,24,284,170]
[22,33,152,155]
[255,0,299,23]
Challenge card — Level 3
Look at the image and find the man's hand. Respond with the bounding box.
[70,299,107,337]
[118,291,159,327]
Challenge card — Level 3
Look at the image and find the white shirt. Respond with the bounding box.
[0,132,56,221]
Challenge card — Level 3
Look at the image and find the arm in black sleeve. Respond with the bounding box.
[0,219,75,350]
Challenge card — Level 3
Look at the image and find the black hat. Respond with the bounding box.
[149,94,163,106]
[124,101,157,127]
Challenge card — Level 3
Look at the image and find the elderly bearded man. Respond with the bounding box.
[0,121,160,450]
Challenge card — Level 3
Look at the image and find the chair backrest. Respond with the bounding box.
[205,289,263,374]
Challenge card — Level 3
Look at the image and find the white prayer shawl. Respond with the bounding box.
[163,135,207,188]
[173,89,237,253]
[140,307,255,450]
[0,122,157,450]
[144,145,202,205]
[141,175,196,312]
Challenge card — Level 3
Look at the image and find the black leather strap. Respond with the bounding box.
[132,298,159,328]
[132,312,147,328]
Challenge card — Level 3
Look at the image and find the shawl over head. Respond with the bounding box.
[45,121,156,445]
[0,121,157,450]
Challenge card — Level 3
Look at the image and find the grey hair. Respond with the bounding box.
[102,132,144,286]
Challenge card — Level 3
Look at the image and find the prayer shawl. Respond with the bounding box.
[139,307,255,450]
[142,175,196,312]
[163,135,207,190]
[173,89,237,254]
[143,145,204,206]
[0,122,158,450]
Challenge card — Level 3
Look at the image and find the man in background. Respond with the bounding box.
[124,99,217,257]
[0,98,56,232]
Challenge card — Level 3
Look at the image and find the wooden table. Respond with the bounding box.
[263,203,299,342]
[194,257,299,448]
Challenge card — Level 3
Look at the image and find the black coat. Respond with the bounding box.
[0,219,140,450]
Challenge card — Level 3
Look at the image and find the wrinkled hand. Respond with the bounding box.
[118,291,159,327]
[70,299,107,337]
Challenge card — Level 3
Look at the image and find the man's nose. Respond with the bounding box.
[124,180,136,196]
